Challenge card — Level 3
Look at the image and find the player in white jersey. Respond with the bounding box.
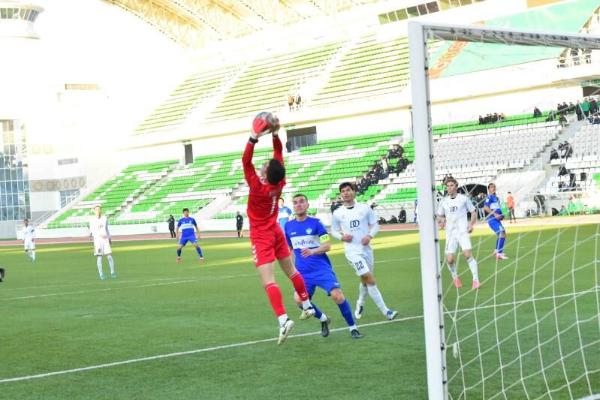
[436,178,480,289]
[331,182,398,321]
[22,219,36,262]
[89,205,116,280]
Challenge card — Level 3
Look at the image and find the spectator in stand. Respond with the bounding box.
[582,98,590,117]
[287,95,294,111]
[533,107,542,118]
[295,94,302,110]
[590,98,598,115]
[506,192,516,223]
[576,101,584,121]
[399,207,406,223]
[559,114,568,127]
[478,115,484,124]
[550,147,559,161]
[387,215,398,224]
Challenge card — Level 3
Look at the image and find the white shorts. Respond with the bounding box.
[93,238,112,256]
[445,231,472,254]
[24,239,35,251]
[346,249,374,277]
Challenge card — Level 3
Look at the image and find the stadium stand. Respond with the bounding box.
[206,42,343,122]
[545,121,600,195]
[135,67,238,133]
[47,161,177,228]
[47,108,573,229]
[375,118,561,208]
[431,0,600,77]
[311,34,409,105]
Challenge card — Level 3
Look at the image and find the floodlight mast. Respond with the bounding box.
[407,20,600,400]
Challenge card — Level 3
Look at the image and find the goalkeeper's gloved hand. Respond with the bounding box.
[251,118,272,140]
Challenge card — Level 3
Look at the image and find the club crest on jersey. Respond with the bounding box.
[305,228,312,234]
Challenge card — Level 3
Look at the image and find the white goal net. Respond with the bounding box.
[408,20,600,400]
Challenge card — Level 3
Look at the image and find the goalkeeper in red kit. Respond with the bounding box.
[243,114,315,345]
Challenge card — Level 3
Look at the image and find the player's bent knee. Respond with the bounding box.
[360,272,376,285]
[330,289,345,304]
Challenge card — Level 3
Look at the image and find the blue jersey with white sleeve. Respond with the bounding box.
[484,194,503,220]
[178,217,197,238]
[284,217,334,281]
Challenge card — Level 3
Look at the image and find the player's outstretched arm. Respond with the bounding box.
[272,135,284,165]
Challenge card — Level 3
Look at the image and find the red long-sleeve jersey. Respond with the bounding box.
[242,136,286,230]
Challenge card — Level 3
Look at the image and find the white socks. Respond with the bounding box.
[107,255,115,274]
[319,313,328,322]
[96,256,103,276]
[277,314,289,327]
[367,284,389,315]
[448,262,458,279]
[467,257,479,281]
[357,283,368,307]
[31,251,36,261]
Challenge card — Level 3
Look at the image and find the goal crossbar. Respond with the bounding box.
[408,21,600,400]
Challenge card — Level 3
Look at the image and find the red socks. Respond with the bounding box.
[264,283,286,317]
[290,272,309,302]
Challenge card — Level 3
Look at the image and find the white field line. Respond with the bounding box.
[1,287,596,384]
[0,316,421,384]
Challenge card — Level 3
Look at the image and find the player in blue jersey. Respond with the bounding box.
[484,183,508,260]
[277,198,293,231]
[285,193,362,339]
[176,208,204,263]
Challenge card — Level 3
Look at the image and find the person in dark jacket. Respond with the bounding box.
[236,211,244,238]
[168,215,176,238]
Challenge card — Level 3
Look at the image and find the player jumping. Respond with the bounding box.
[436,178,480,289]
[484,183,508,260]
[243,114,315,345]
[89,205,116,280]
[331,182,398,321]
[176,208,204,263]
[285,194,363,339]
[22,218,36,262]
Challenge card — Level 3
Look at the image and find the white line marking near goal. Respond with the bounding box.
[0,316,421,384]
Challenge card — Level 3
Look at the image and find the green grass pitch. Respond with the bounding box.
[0,225,598,399]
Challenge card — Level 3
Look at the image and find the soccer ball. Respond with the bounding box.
[253,111,280,134]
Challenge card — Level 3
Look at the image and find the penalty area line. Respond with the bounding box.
[0,315,421,384]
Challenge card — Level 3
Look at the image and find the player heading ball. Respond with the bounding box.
[243,112,315,345]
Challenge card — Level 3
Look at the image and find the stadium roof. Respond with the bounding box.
[102,0,382,48]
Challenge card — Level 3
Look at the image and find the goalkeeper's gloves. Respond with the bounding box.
[251,118,271,140]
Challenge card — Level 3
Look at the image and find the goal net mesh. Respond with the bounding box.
[416,13,600,399]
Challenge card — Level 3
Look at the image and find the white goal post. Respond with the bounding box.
[408,21,600,400]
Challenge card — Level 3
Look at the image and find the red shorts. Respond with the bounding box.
[250,225,290,267]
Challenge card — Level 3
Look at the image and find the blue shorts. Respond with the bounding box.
[179,236,198,246]
[304,270,342,297]
[487,217,505,234]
